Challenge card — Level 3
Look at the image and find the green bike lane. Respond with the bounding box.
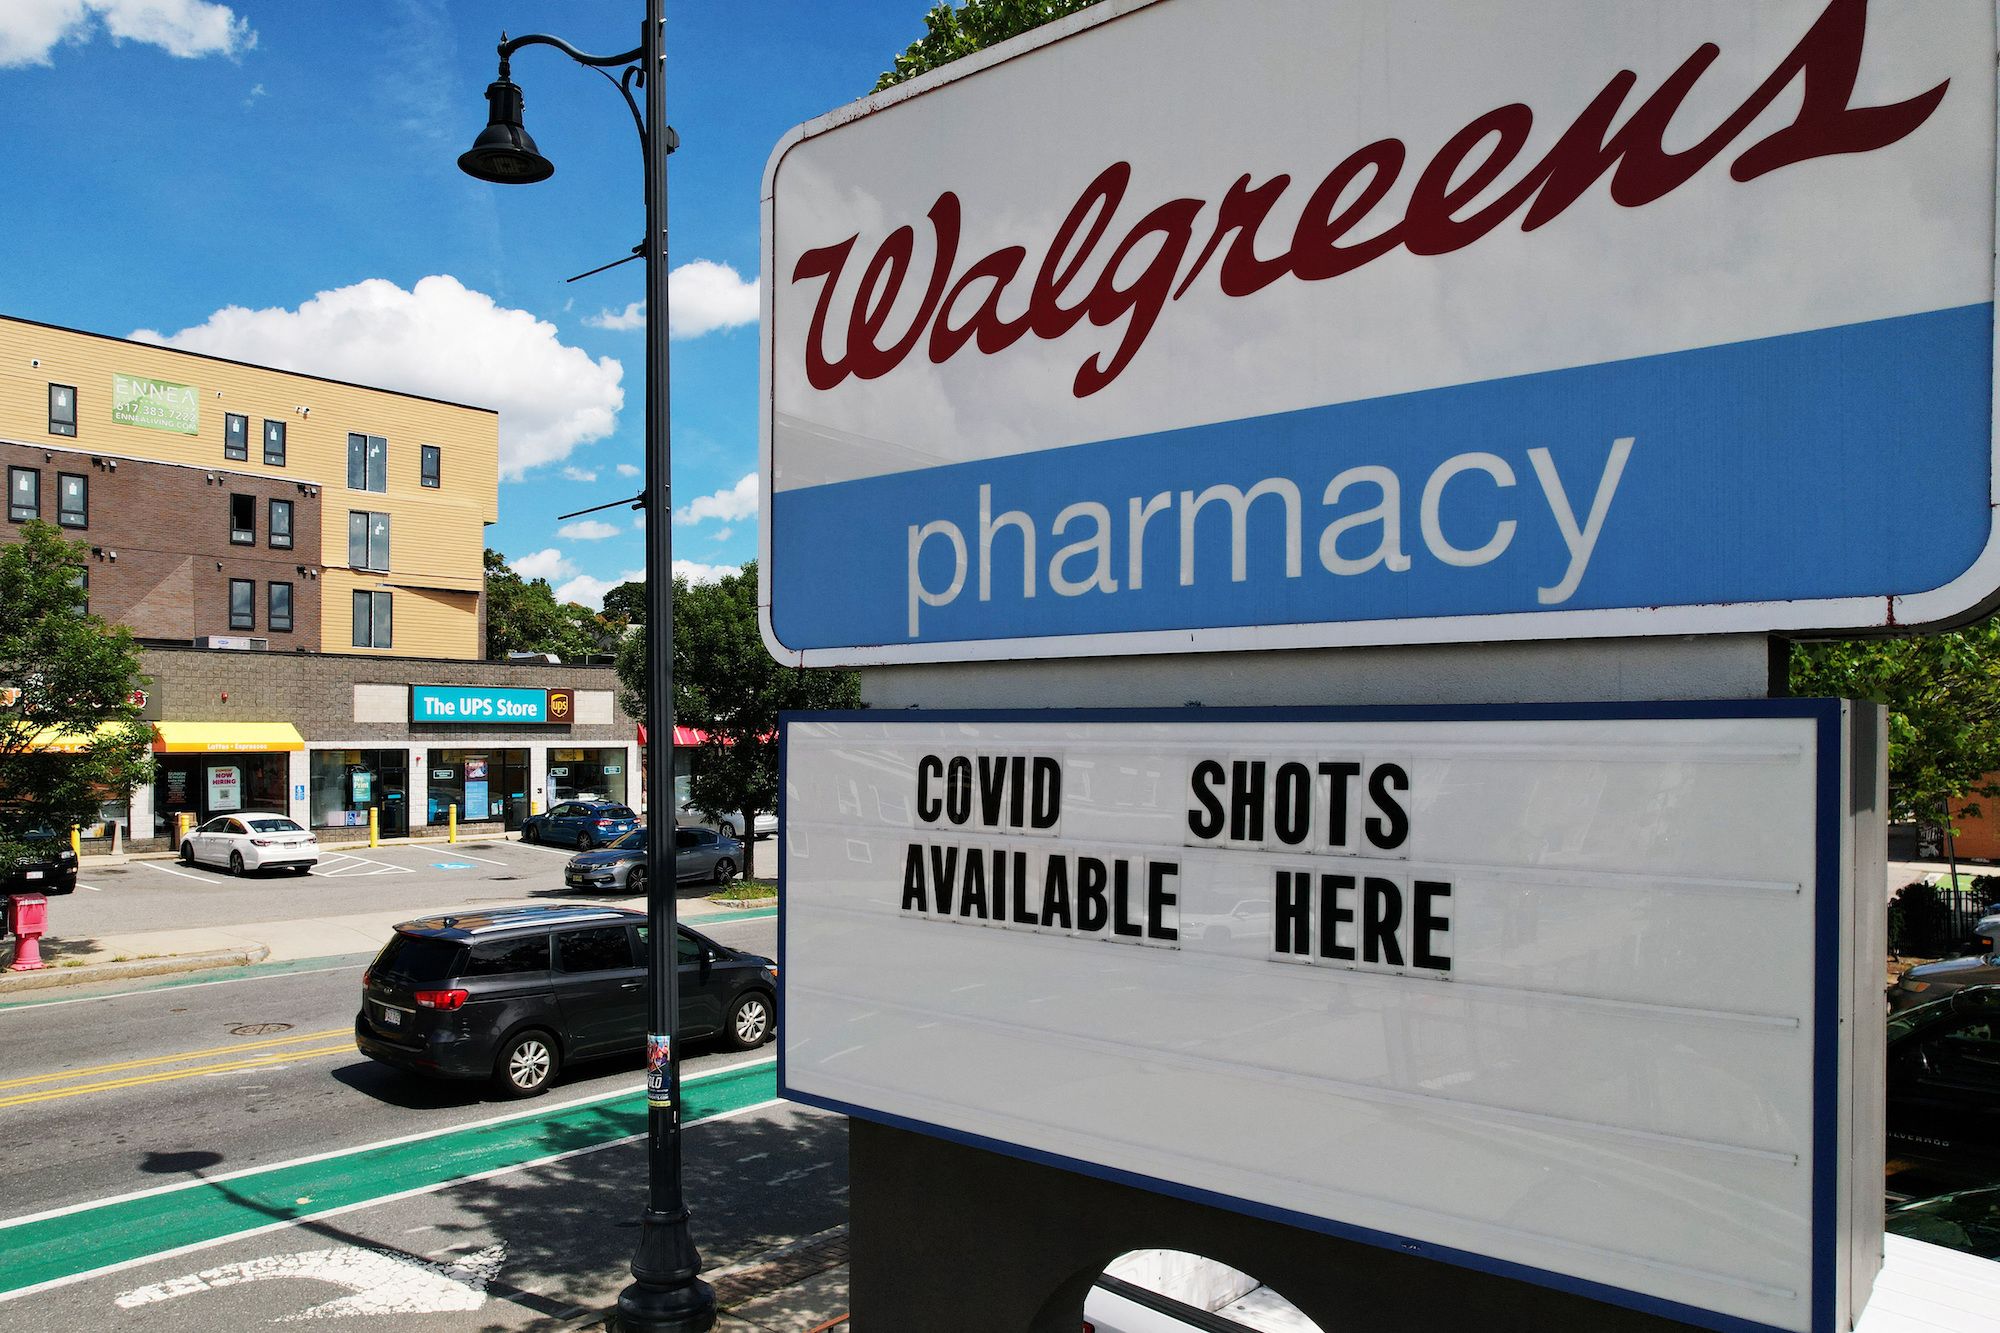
[0,1057,779,1302]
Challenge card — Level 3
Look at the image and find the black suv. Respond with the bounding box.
[1,828,78,896]
[354,904,777,1098]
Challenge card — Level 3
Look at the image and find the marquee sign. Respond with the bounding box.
[761,0,2000,664]
[409,686,559,725]
[778,702,1885,1333]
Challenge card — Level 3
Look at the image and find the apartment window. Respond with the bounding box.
[56,473,87,529]
[229,578,256,631]
[263,419,287,467]
[73,568,87,615]
[420,445,441,489]
[48,384,76,438]
[352,590,392,648]
[268,582,294,633]
[347,433,387,492]
[224,413,248,461]
[269,498,293,550]
[230,493,256,545]
[9,467,40,522]
[348,511,390,571]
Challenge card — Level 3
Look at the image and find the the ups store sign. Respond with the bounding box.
[410,685,573,725]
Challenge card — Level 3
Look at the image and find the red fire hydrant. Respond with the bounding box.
[6,892,48,972]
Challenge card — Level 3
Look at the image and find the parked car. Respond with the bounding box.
[0,827,78,895]
[521,800,638,849]
[178,813,319,875]
[1886,985,2000,1193]
[1888,1186,2000,1260]
[354,904,778,1097]
[1890,952,2000,1013]
[678,800,776,841]
[564,825,743,894]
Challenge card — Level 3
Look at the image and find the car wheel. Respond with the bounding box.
[228,851,245,876]
[494,1030,560,1098]
[726,992,773,1050]
[522,823,539,844]
[180,841,196,866]
[719,820,738,840]
[577,833,595,852]
[627,865,647,896]
[712,856,737,886]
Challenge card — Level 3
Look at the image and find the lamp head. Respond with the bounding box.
[458,74,553,184]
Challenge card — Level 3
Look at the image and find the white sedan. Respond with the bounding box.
[180,812,320,875]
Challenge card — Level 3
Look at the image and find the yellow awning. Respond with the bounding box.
[20,722,129,753]
[151,722,305,754]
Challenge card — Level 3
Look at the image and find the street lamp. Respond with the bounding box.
[460,6,713,1331]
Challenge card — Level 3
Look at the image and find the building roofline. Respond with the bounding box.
[3,313,500,416]
[134,641,622,675]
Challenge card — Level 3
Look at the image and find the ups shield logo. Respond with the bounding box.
[547,689,573,723]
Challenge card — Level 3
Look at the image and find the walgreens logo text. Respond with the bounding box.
[790,0,1946,400]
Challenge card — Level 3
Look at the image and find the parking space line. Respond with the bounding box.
[444,850,510,867]
[138,862,215,883]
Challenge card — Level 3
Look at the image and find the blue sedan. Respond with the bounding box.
[521,800,638,850]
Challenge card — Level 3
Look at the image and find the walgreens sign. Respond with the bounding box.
[761,0,2000,665]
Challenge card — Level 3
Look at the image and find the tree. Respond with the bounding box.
[875,0,1104,90]
[0,522,154,874]
[1790,626,2000,827]
[617,561,860,846]
[483,548,599,661]
[600,579,647,628]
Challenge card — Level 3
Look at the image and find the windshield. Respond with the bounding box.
[248,818,303,833]
[609,826,648,851]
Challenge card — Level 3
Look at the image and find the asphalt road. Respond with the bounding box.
[0,913,780,1222]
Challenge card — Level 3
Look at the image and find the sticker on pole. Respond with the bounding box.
[646,1033,673,1108]
[762,0,2000,664]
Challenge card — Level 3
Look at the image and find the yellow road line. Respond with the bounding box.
[0,1027,351,1092]
[0,1042,357,1111]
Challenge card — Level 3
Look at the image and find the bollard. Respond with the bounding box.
[7,892,49,972]
[449,803,458,843]
[177,812,193,846]
[69,825,80,857]
[368,805,379,848]
[111,820,123,856]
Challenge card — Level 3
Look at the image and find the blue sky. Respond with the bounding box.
[0,0,928,605]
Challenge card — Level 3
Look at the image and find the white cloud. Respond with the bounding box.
[133,275,624,481]
[674,560,738,585]
[556,568,644,609]
[562,466,599,483]
[558,519,620,541]
[616,463,641,478]
[512,548,574,583]
[711,526,734,543]
[675,472,757,526]
[0,0,253,67]
[583,261,759,339]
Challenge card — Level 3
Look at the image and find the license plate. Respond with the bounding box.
[25,870,42,880]
[378,1006,402,1027]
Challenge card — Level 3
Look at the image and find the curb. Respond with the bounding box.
[0,945,272,994]
[703,896,780,912]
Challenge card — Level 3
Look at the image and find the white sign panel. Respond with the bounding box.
[762,0,2000,665]
[780,703,1880,1333]
[206,765,242,812]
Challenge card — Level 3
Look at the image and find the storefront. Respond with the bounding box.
[150,722,304,837]
[426,748,529,829]
[309,748,410,838]
[545,748,629,806]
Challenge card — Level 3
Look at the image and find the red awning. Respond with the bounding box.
[636,724,707,746]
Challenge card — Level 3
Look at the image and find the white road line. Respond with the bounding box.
[79,883,100,892]
[139,862,214,883]
[0,962,368,1016]
[442,851,510,867]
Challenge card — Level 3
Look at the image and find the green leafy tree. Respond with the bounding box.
[483,548,598,661]
[1790,626,2000,827]
[0,522,154,873]
[600,580,647,628]
[875,0,1104,90]
[617,561,860,842]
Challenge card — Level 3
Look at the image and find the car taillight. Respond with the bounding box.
[361,970,371,986]
[251,838,273,847]
[414,989,468,1010]
[595,819,615,827]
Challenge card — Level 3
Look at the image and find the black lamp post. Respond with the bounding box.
[459,6,713,1331]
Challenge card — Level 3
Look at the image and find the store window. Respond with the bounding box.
[426,749,529,829]
[229,578,255,630]
[268,581,293,633]
[309,748,410,837]
[547,748,630,805]
[225,412,249,460]
[352,589,392,648]
[269,498,293,549]
[48,384,76,437]
[56,473,86,528]
[263,419,287,467]
[230,493,255,544]
[9,466,39,522]
[154,753,289,836]
[347,432,387,492]
[421,445,441,488]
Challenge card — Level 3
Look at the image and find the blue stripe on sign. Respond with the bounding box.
[770,303,1994,650]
